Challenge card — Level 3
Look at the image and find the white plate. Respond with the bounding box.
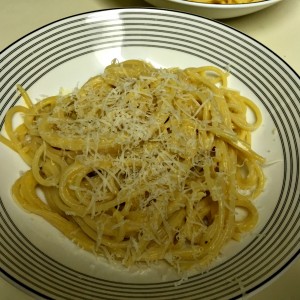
[145,0,282,19]
[0,8,299,300]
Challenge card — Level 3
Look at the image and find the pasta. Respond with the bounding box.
[187,0,263,4]
[0,60,265,272]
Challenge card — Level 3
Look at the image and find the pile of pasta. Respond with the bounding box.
[0,60,265,272]
[188,0,263,4]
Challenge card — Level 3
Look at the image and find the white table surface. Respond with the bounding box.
[0,0,299,299]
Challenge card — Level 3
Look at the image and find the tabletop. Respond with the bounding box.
[0,0,299,299]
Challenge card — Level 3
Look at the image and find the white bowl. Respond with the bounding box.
[1,7,299,300]
[145,0,282,19]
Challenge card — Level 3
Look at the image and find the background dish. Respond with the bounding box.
[0,7,299,300]
[145,0,282,19]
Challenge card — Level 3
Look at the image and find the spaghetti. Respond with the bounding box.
[187,0,263,4]
[0,60,265,272]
